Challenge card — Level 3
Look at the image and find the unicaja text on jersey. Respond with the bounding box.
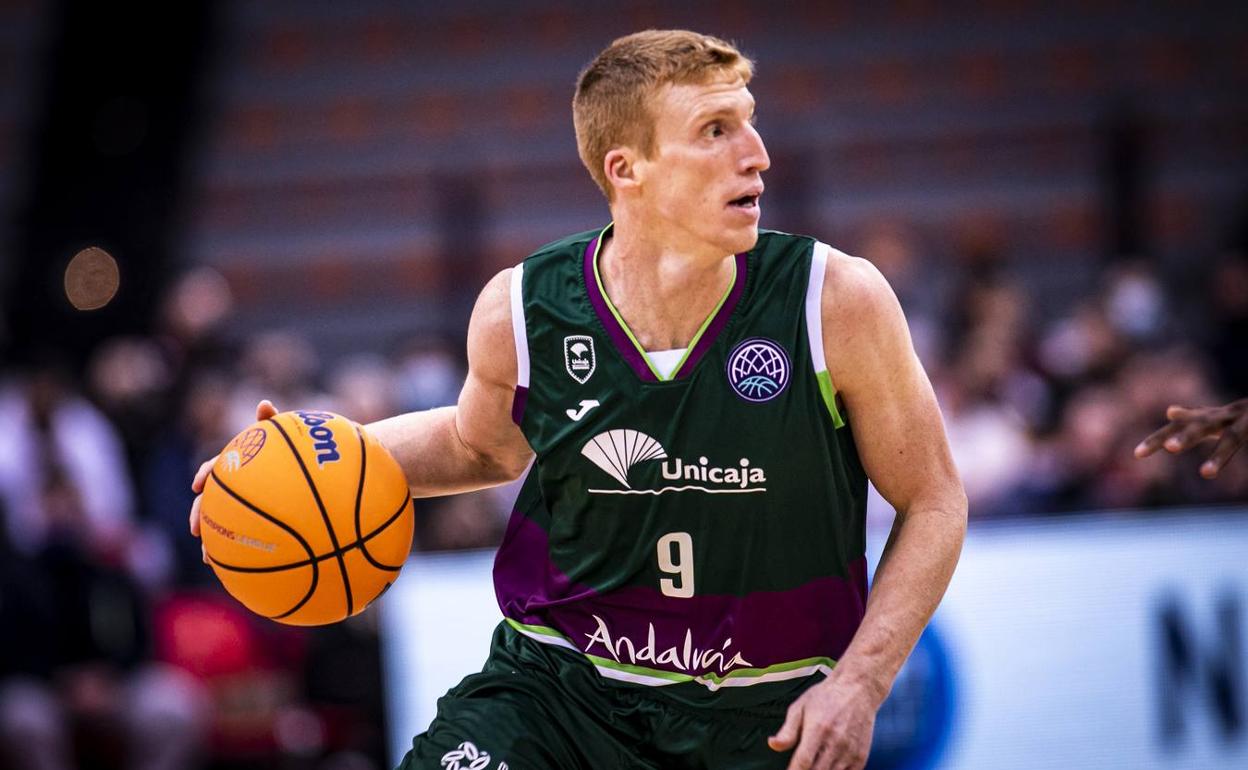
[660,456,766,489]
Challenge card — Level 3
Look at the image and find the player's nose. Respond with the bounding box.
[739,121,770,175]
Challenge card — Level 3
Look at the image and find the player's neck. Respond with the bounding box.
[598,220,737,351]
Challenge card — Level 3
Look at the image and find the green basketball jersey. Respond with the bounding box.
[494,224,869,708]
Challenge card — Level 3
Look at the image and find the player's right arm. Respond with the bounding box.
[190,268,533,541]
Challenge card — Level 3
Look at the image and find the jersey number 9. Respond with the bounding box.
[657,532,694,598]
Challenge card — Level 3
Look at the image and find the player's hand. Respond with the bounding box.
[189,399,279,562]
[768,668,882,770]
[1134,398,1248,479]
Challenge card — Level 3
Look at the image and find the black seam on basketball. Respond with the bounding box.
[358,494,410,570]
[206,470,320,620]
[208,491,410,574]
[270,416,356,616]
[353,426,370,566]
[354,425,407,571]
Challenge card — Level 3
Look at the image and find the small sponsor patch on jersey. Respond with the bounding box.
[563,334,596,384]
[440,740,502,770]
[726,337,791,403]
[566,399,600,421]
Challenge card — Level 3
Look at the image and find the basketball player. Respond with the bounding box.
[1135,398,1248,478]
[191,30,967,770]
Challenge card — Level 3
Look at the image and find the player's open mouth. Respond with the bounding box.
[728,194,759,209]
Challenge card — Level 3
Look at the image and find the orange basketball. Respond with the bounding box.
[200,410,413,626]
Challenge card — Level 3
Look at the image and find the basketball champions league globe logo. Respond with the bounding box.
[726,338,791,402]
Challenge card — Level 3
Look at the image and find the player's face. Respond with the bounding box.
[636,75,770,256]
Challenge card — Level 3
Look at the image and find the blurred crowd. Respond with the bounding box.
[1,212,1246,768]
[860,215,1248,524]
[0,266,502,770]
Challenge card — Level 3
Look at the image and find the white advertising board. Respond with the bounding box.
[381,510,1248,768]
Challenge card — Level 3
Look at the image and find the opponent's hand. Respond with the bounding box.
[1134,398,1248,479]
[189,400,278,562]
[768,669,882,770]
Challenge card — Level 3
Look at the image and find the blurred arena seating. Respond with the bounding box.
[186,0,1247,353]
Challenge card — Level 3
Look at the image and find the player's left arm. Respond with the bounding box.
[771,252,967,770]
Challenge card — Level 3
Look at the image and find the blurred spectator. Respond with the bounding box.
[87,336,176,488]
[228,330,332,427]
[1036,300,1128,387]
[393,336,462,413]
[857,219,945,366]
[940,388,1033,518]
[144,370,236,588]
[415,489,508,553]
[156,266,235,375]
[0,358,135,556]
[329,354,399,426]
[151,592,308,768]
[301,616,389,769]
[1206,251,1248,394]
[1102,260,1168,344]
[0,448,209,770]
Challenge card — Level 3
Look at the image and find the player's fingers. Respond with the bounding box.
[257,399,278,420]
[770,701,804,751]
[202,542,209,565]
[831,746,868,770]
[785,731,822,770]
[1163,420,1219,453]
[189,493,202,537]
[814,732,854,770]
[1134,423,1183,458]
[819,743,848,770]
[1164,404,1200,421]
[192,456,216,493]
[1201,411,1248,479]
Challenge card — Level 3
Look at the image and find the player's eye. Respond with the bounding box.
[706,121,725,138]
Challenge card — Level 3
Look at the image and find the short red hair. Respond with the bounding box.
[573,30,754,200]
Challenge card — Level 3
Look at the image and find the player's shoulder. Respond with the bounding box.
[521,227,602,267]
[753,227,817,256]
[744,229,822,289]
[826,247,885,291]
[477,227,600,315]
[471,227,603,348]
[815,243,906,351]
[471,268,516,344]
[750,229,882,296]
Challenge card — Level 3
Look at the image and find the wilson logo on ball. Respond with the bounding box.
[296,410,342,465]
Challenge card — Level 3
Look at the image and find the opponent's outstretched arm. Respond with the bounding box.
[190,269,533,543]
[771,254,967,770]
[1134,398,1248,479]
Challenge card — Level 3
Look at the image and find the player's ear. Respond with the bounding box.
[604,147,640,195]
